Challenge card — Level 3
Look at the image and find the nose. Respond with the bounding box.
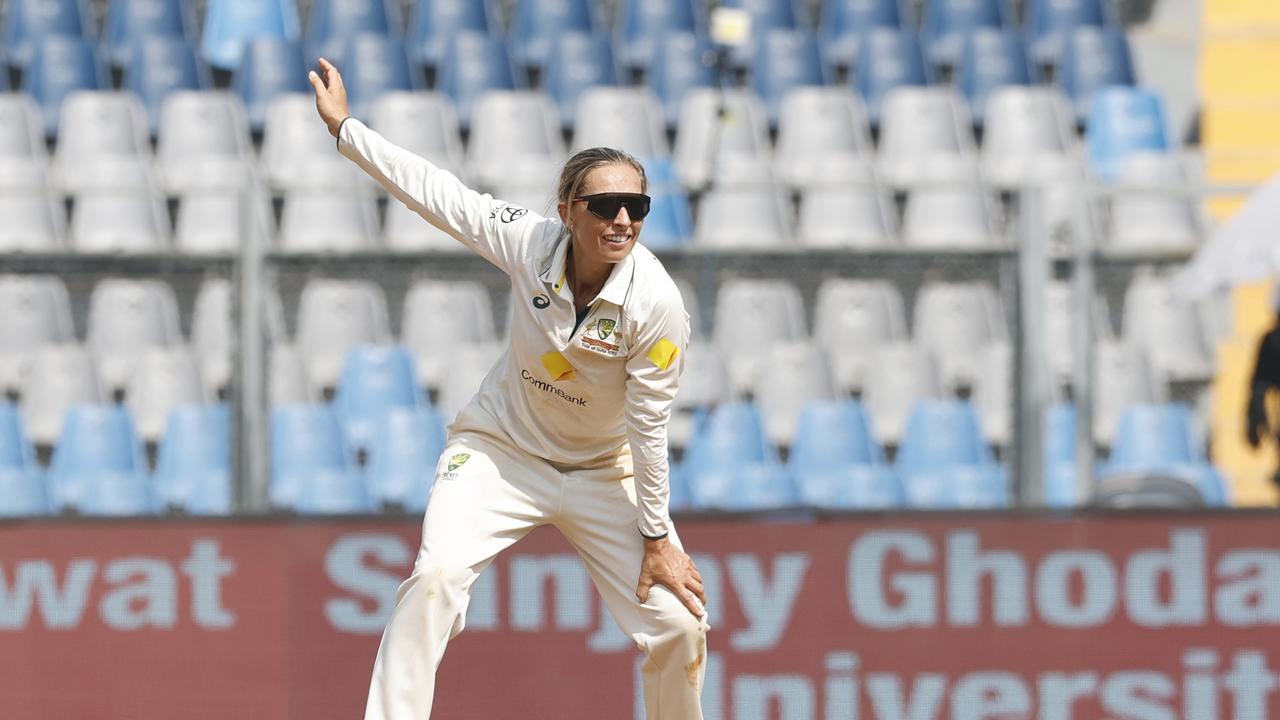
[612,206,632,226]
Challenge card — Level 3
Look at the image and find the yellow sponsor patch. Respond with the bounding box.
[647,338,680,370]
[540,351,576,381]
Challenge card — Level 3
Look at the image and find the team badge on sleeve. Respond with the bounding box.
[447,453,470,471]
[647,338,680,370]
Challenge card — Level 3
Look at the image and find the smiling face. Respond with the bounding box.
[558,163,645,268]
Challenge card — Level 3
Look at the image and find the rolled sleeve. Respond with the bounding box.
[337,118,543,273]
[624,282,691,538]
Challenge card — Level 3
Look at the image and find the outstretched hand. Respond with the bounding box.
[637,537,706,618]
[308,57,349,138]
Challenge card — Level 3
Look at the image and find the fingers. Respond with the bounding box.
[317,57,344,90]
[677,588,705,618]
[307,70,324,94]
[635,578,652,604]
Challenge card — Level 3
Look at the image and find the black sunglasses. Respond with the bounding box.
[573,192,651,221]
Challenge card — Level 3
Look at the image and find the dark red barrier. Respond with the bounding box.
[2,514,1279,719]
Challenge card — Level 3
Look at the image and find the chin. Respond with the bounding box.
[598,239,636,260]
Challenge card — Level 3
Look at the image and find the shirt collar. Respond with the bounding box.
[538,233,635,307]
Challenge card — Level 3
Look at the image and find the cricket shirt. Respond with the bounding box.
[337,118,690,538]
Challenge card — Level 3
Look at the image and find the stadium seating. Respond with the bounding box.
[509,0,598,78]
[190,280,232,398]
[87,279,182,394]
[572,87,668,161]
[877,86,976,188]
[712,279,807,395]
[102,0,195,67]
[956,29,1033,126]
[672,89,771,191]
[1092,340,1166,447]
[201,0,302,71]
[788,400,904,509]
[124,35,210,134]
[614,0,700,75]
[125,345,205,444]
[261,93,361,190]
[0,402,46,516]
[365,406,446,511]
[153,403,233,514]
[683,401,796,511]
[694,187,793,248]
[721,0,802,68]
[334,344,421,460]
[854,29,929,127]
[913,281,1007,391]
[52,91,151,192]
[1026,0,1109,70]
[864,342,941,446]
[278,189,379,252]
[401,279,498,390]
[0,94,48,160]
[819,0,901,76]
[749,30,827,128]
[295,279,392,392]
[637,189,694,249]
[18,344,101,450]
[466,91,564,192]
[48,404,152,515]
[156,91,253,193]
[1108,151,1199,252]
[896,399,1008,508]
[23,35,109,137]
[670,341,730,451]
[439,31,520,130]
[406,0,498,75]
[231,37,310,132]
[647,31,715,131]
[1086,85,1169,183]
[923,0,1007,70]
[70,190,172,253]
[3,0,93,68]
[1058,26,1136,122]
[752,341,835,448]
[269,344,317,406]
[797,184,896,248]
[269,403,369,513]
[1101,403,1227,505]
[813,279,907,395]
[369,91,465,172]
[902,185,998,248]
[1043,402,1083,507]
[543,32,619,130]
[981,86,1077,188]
[0,275,75,395]
[773,88,874,191]
[305,0,400,67]
[340,33,418,121]
[1121,271,1213,382]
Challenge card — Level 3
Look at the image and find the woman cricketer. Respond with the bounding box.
[309,59,709,718]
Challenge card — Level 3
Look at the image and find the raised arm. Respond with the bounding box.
[309,58,538,272]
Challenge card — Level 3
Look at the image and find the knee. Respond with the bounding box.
[647,588,710,647]
[411,555,471,603]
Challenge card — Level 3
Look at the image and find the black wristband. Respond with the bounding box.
[334,116,352,149]
[641,531,669,541]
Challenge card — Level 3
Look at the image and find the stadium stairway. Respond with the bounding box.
[1201,0,1280,504]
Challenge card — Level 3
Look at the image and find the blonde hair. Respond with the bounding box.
[556,147,648,206]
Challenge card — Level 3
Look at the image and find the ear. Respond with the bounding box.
[557,201,568,224]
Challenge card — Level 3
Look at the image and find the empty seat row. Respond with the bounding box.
[0,401,231,516]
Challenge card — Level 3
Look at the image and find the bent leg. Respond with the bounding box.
[557,465,709,720]
[365,435,555,720]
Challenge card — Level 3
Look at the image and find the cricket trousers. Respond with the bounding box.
[363,431,709,719]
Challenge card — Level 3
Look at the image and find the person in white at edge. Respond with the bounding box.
[309,59,708,718]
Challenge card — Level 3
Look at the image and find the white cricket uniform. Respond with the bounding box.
[337,119,708,719]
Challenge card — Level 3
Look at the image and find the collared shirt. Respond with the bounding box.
[338,119,688,537]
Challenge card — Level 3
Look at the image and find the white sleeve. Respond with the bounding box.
[336,117,541,273]
[624,281,691,539]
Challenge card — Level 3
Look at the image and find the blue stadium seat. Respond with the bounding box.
[896,399,1008,508]
[0,403,46,517]
[721,0,803,67]
[615,0,699,74]
[750,29,827,128]
[788,400,904,509]
[1101,403,1226,506]
[648,31,715,129]
[124,35,210,135]
[957,28,1032,126]
[305,0,400,68]
[201,0,301,71]
[1086,86,1168,182]
[334,344,421,460]
[854,29,929,127]
[48,404,152,515]
[543,32,618,129]
[639,189,693,249]
[103,0,195,67]
[1026,0,1107,67]
[509,0,598,74]
[1042,402,1080,507]
[407,0,498,75]
[1057,26,1135,122]
[818,0,901,76]
[153,404,232,515]
[270,404,369,514]
[22,35,108,137]
[923,0,1006,69]
[684,401,797,511]
[365,406,446,511]
[341,33,419,121]
[439,31,519,129]
[232,36,309,132]
[3,0,92,68]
